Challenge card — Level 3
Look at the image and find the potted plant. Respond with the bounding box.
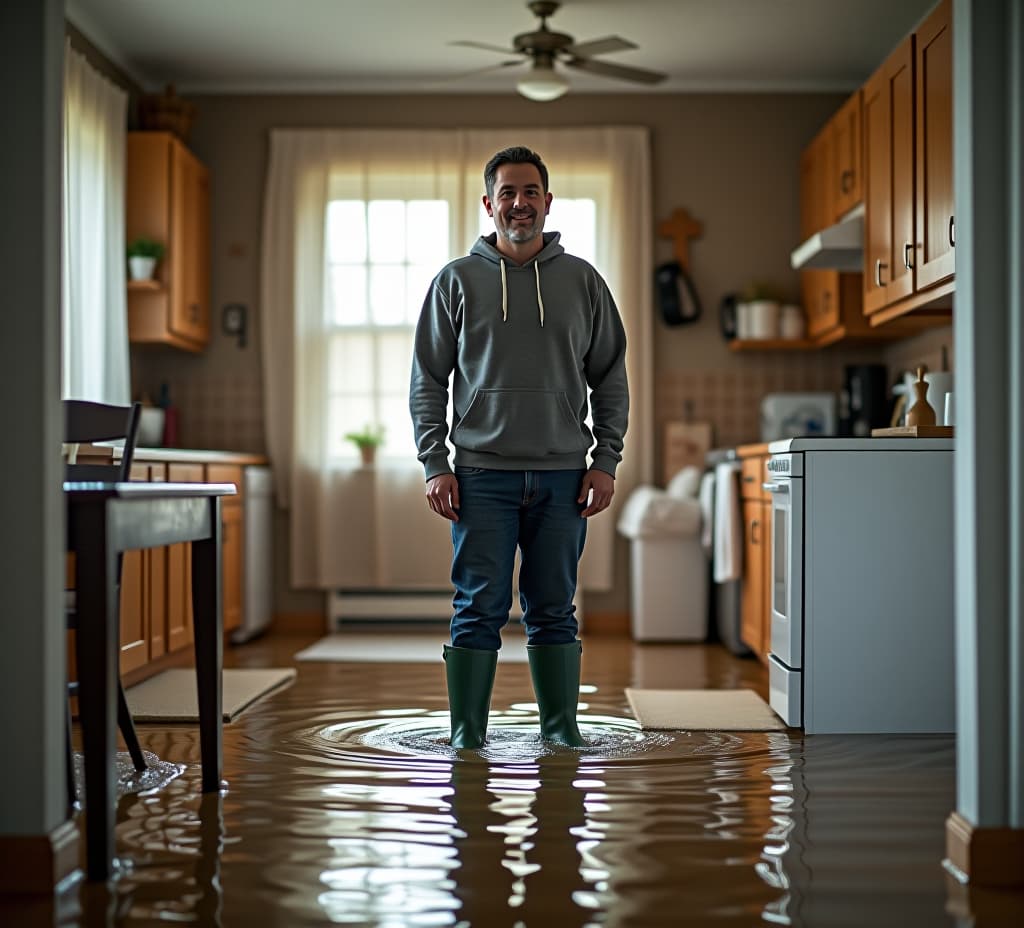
[344,424,386,466]
[126,238,166,281]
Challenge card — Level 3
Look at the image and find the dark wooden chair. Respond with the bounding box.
[64,399,146,814]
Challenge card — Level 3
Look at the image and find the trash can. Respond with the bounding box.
[617,469,709,642]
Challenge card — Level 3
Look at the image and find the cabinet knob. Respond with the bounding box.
[840,169,854,194]
[751,519,760,544]
[904,242,915,270]
[189,303,200,322]
[875,259,888,288]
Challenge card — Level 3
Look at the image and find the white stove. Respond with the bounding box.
[764,436,955,733]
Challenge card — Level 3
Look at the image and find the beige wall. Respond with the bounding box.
[129,91,938,620]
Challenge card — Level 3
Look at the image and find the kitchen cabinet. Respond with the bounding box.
[863,0,954,322]
[68,450,265,689]
[738,449,771,662]
[831,91,863,220]
[126,131,210,352]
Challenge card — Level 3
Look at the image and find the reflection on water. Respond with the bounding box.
[51,649,960,927]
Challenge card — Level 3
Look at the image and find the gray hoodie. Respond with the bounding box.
[409,231,628,480]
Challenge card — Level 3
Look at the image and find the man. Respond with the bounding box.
[409,146,628,748]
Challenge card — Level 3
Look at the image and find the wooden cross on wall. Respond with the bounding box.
[658,208,703,271]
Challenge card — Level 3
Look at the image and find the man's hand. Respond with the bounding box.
[425,473,460,521]
[578,469,614,518]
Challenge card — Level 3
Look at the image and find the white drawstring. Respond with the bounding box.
[534,262,545,327]
[499,258,508,322]
[498,256,544,326]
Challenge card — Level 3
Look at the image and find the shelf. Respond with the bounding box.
[867,279,954,326]
[728,338,816,352]
[127,279,163,292]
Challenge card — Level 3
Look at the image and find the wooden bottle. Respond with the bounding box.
[905,365,936,427]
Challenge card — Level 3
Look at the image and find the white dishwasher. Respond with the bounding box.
[231,466,274,644]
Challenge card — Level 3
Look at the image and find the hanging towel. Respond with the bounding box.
[713,461,743,583]
[698,470,715,557]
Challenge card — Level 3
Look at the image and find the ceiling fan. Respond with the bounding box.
[450,0,667,101]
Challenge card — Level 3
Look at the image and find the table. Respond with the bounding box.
[65,481,236,881]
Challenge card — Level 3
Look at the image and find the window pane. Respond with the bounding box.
[328,332,374,394]
[376,394,417,459]
[369,265,406,326]
[327,201,366,263]
[406,200,449,266]
[376,330,414,389]
[368,200,406,263]
[328,393,375,459]
[329,265,368,326]
[406,264,435,325]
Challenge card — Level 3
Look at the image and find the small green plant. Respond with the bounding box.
[344,424,386,450]
[126,237,166,260]
[740,281,786,303]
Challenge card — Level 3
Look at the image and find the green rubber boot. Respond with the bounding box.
[443,644,498,749]
[527,641,587,747]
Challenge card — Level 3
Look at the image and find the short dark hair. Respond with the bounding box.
[483,146,549,198]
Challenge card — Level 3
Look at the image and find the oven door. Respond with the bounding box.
[764,474,803,669]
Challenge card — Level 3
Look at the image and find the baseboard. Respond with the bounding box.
[0,820,79,894]
[946,810,1024,887]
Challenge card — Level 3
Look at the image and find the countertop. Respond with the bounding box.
[68,443,269,467]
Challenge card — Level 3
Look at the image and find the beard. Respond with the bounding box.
[497,210,544,244]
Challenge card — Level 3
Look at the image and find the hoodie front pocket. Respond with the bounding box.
[454,388,587,457]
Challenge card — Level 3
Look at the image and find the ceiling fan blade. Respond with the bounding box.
[449,40,522,56]
[564,56,667,85]
[564,36,636,58]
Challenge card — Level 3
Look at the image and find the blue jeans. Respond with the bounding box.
[450,468,587,650]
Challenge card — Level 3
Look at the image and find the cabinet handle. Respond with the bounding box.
[875,259,888,288]
[904,242,914,270]
[840,169,854,194]
[189,303,200,322]
[751,519,760,544]
[822,289,831,314]
[949,215,955,247]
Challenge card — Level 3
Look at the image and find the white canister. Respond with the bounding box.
[779,304,806,339]
[736,302,753,339]
[748,300,780,339]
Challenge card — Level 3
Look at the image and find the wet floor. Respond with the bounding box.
[50,632,966,926]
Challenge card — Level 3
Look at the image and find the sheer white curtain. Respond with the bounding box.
[261,128,652,591]
[61,41,130,404]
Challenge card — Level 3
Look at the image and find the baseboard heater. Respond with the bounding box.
[325,589,455,630]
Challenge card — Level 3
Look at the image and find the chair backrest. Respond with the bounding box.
[64,400,142,483]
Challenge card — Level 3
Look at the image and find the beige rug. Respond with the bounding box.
[295,632,528,663]
[126,668,296,722]
[625,688,785,731]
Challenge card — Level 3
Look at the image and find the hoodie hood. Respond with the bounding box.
[470,232,565,327]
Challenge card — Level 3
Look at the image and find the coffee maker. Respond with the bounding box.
[839,364,890,437]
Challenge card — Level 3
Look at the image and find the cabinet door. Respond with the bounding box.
[832,90,863,219]
[147,463,168,660]
[862,61,892,315]
[740,499,765,656]
[889,38,916,304]
[915,0,955,289]
[119,463,149,674]
[166,463,205,652]
[170,143,209,344]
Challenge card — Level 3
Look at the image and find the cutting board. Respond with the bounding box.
[662,421,713,484]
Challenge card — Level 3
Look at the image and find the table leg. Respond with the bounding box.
[72,498,118,881]
[191,498,223,793]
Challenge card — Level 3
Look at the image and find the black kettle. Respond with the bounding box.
[719,293,738,340]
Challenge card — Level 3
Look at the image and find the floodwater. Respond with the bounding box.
[45,634,968,926]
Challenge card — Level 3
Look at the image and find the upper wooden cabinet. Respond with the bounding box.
[915,0,955,289]
[831,91,863,220]
[126,132,210,352]
[863,0,954,320]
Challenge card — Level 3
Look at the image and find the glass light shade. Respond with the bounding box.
[516,61,569,102]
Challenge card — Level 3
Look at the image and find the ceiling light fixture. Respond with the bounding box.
[516,59,569,102]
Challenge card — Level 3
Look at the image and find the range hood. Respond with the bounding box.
[790,203,865,272]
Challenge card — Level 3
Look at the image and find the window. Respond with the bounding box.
[326,197,597,464]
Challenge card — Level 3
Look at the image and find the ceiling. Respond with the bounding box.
[67,0,936,96]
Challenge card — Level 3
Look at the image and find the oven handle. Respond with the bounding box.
[763,481,789,494]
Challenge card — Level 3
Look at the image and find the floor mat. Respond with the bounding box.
[625,687,785,731]
[126,667,297,722]
[295,631,528,663]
